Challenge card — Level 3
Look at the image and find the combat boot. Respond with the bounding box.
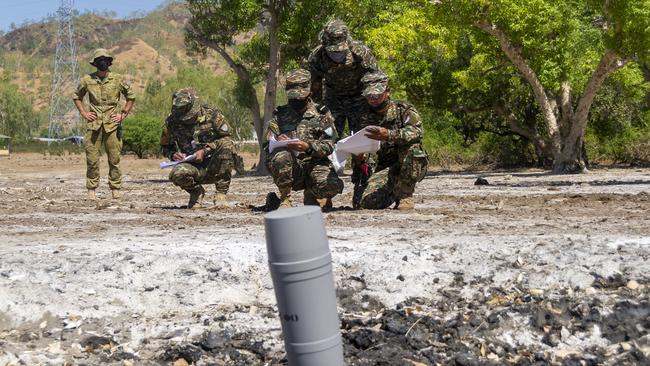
[397,197,415,210]
[213,192,230,208]
[318,198,333,209]
[111,189,122,200]
[303,190,318,206]
[279,187,292,208]
[188,186,205,209]
[87,189,97,200]
[265,192,281,211]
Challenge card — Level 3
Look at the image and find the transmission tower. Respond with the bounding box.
[48,0,80,140]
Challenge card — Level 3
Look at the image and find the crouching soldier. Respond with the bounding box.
[160,88,235,209]
[264,69,344,210]
[359,71,429,210]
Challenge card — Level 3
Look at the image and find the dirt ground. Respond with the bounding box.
[0,153,649,365]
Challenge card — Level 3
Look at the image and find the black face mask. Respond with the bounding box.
[95,59,111,72]
[369,100,389,112]
[326,50,348,64]
[289,98,308,111]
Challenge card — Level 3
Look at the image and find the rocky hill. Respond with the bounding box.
[0,1,228,112]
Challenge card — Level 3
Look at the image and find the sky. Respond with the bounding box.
[0,0,167,32]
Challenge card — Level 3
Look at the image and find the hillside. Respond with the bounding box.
[0,1,229,112]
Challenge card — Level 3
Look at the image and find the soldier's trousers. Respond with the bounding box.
[324,93,368,137]
[360,144,428,209]
[169,139,235,194]
[266,149,343,198]
[84,126,122,190]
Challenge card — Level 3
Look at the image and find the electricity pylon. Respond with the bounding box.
[48,0,80,140]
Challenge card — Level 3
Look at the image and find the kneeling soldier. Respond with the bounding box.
[359,71,429,210]
[265,69,344,210]
[160,88,235,208]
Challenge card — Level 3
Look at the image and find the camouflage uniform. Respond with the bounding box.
[358,72,429,209]
[307,19,379,136]
[73,49,136,191]
[160,88,235,206]
[264,69,343,207]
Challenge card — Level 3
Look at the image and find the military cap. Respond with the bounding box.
[362,71,389,96]
[321,19,349,52]
[172,88,201,121]
[89,48,113,65]
[285,69,311,99]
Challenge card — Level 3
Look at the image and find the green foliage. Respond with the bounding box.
[137,66,253,140]
[122,114,162,158]
[0,82,41,141]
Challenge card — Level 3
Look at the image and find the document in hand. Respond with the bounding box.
[328,126,382,174]
[268,135,301,153]
[160,153,197,169]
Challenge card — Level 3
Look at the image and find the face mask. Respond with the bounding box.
[326,50,348,64]
[369,100,389,112]
[95,59,111,72]
[289,98,308,111]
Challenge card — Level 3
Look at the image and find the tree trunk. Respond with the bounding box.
[185,27,268,174]
[255,0,283,176]
[552,50,627,173]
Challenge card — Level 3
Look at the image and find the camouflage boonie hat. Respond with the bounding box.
[321,19,349,53]
[89,48,113,65]
[172,88,201,121]
[285,69,311,99]
[362,71,389,96]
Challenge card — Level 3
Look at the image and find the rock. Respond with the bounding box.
[585,286,597,295]
[80,335,114,351]
[402,255,408,261]
[626,280,640,290]
[529,288,544,297]
[173,359,189,366]
[474,177,489,186]
[397,274,405,281]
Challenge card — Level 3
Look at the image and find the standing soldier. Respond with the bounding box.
[160,88,235,209]
[73,48,135,200]
[264,69,343,210]
[358,71,429,210]
[307,19,380,208]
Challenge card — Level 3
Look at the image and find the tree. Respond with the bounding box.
[0,82,41,140]
[426,0,650,173]
[184,0,334,174]
[122,115,162,158]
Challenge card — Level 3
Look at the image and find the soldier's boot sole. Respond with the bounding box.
[111,189,122,200]
[316,198,333,209]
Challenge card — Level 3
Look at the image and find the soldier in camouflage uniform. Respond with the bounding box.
[160,88,235,209]
[308,19,379,136]
[308,19,380,208]
[358,71,429,210]
[264,69,343,210]
[73,48,136,200]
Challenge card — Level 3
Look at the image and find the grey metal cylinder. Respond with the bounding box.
[264,206,344,366]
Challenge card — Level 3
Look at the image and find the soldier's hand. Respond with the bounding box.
[364,126,389,141]
[83,111,97,122]
[110,113,124,123]
[287,141,309,152]
[278,134,290,141]
[194,149,206,163]
[173,152,186,162]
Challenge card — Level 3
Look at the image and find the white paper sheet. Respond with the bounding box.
[160,153,197,169]
[328,126,382,174]
[268,135,301,153]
